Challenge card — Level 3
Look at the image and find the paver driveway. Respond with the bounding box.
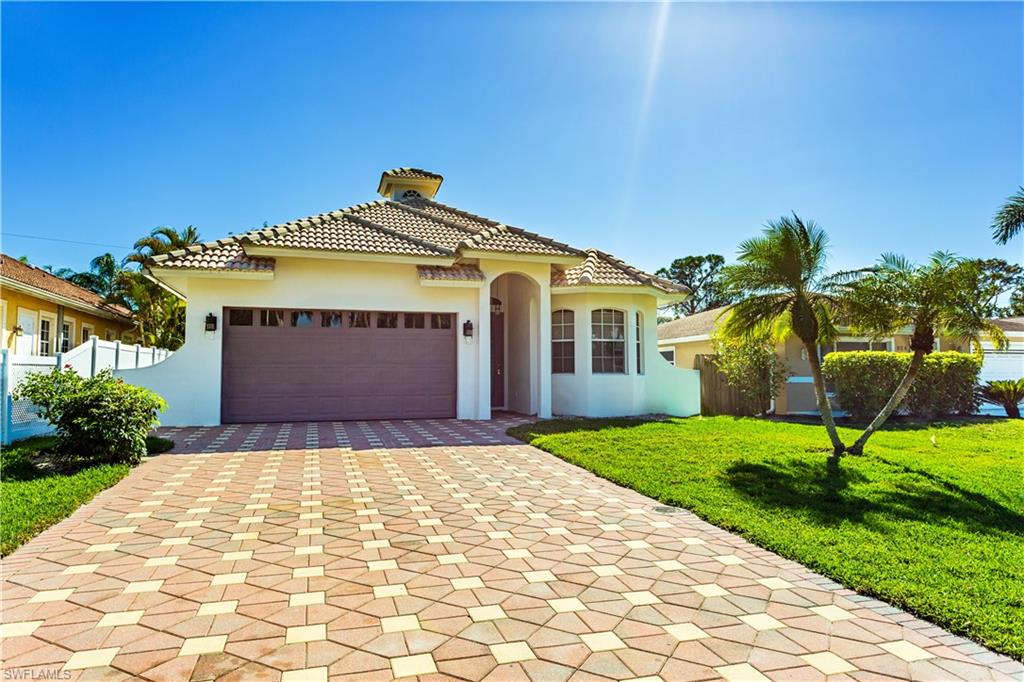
[2,419,1021,681]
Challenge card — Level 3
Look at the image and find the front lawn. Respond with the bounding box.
[0,436,174,556]
[509,416,1024,659]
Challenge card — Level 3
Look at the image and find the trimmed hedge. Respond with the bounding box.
[822,351,981,421]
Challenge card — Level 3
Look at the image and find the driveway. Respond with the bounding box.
[1,419,1019,681]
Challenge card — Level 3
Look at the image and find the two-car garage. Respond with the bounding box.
[221,307,457,423]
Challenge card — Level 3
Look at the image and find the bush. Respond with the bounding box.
[822,351,981,421]
[14,368,166,466]
[711,332,790,415]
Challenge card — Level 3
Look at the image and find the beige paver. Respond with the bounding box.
[0,418,1017,682]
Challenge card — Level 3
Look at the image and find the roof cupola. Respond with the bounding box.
[377,167,443,201]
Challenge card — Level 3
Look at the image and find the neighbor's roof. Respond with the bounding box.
[148,171,688,295]
[0,254,132,319]
[992,316,1024,333]
[657,306,731,340]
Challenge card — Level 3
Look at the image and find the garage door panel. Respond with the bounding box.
[222,308,456,422]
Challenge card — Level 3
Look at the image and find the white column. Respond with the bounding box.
[537,279,552,418]
[477,282,492,420]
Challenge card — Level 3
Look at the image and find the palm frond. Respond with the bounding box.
[993,187,1024,244]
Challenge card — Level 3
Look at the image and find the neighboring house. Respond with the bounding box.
[975,316,1024,383]
[658,305,968,415]
[1,254,133,355]
[118,168,700,425]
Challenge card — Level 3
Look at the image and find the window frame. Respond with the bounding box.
[38,313,56,356]
[551,309,575,374]
[635,311,644,375]
[590,308,626,374]
[81,323,94,344]
[60,316,76,353]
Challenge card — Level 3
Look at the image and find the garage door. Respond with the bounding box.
[222,308,457,423]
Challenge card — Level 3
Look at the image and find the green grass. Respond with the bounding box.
[0,435,174,556]
[509,416,1024,659]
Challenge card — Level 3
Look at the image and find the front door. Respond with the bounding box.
[491,299,505,408]
[15,310,36,355]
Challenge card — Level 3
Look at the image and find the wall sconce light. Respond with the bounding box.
[462,320,474,338]
[205,313,218,332]
[12,325,24,337]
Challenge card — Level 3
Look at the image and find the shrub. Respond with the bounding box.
[978,379,1024,419]
[822,351,981,421]
[711,331,790,415]
[14,368,166,466]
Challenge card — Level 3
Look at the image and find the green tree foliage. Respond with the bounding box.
[655,254,735,316]
[992,187,1024,244]
[970,258,1024,318]
[711,327,789,415]
[841,253,1007,453]
[14,368,166,466]
[719,214,856,456]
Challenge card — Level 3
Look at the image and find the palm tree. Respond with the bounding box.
[842,253,1007,454]
[719,215,853,456]
[66,253,128,305]
[993,187,1024,244]
[125,225,201,265]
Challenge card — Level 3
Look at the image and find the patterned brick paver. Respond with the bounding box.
[2,419,1021,681]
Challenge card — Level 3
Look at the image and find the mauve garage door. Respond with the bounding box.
[222,308,457,423]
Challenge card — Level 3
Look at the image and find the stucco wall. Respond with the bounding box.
[119,256,698,425]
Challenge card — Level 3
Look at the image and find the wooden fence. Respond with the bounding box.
[693,354,766,417]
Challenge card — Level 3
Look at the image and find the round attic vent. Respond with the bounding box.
[401,189,423,199]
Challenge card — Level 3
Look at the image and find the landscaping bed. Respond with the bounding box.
[0,435,173,556]
[509,416,1024,659]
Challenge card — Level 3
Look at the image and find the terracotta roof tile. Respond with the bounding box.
[152,241,274,272]
[149,170,684,297]
[1,254,132,319]
[553,250,688,294]
[417,265,486,282]
[382,167,443,180]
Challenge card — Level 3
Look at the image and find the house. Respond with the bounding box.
[975,317,1024,384]
[658,305,968,415]
[118,168,701,425]
[1,254,133,355]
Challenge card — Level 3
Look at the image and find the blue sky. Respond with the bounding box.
[2,2,1021,276]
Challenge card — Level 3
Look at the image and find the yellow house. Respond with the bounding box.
[657,305,968,415]
[1,254,133,355]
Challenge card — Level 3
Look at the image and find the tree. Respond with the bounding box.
[711,328,790,415]
[719,215,854,456]
[969,259,1024,318]
[992,187,1024,244]
[656,254,735,316]
[64,253,129,306]
[125,225,201,265]
[841,253,1007,454]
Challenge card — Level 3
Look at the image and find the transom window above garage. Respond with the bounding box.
[226,309,454,332]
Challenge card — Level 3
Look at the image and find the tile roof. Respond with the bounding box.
[148,170,682,296]
[417,265,486,282]
[381,167,443,181]
[657,306,732,340]
[1,254,132,319]
[553,250,689,294]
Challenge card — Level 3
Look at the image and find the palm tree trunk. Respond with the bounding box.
[847,350,925,455]
[804,341,845,457]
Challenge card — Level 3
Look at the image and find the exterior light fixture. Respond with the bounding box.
[463,320,474,338]
[205,313,218,332]
[12,325,23,337]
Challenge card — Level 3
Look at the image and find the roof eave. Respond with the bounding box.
[0,276,132,322]
[243,245,456,266]
[462,250,585,265]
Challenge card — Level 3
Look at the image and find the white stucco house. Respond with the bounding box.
[119,168,700,425]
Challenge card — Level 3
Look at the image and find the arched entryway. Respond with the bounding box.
[489,272,540,415]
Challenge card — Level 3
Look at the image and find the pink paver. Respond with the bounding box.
[1,418,1020,681]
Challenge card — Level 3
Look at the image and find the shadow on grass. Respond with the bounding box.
[725,458,1024,535]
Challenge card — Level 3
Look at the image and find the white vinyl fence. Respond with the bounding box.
[1,337,172,444]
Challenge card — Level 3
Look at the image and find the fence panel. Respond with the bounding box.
[1,338,172,444]
[694,354,765,417]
